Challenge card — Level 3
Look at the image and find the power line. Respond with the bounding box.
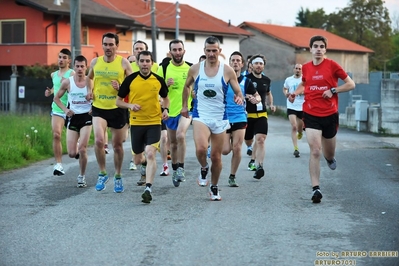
[104,0,153,18]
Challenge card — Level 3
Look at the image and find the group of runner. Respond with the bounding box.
[46,33,355,204]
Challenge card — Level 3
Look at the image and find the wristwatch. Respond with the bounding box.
[330,88,337,94]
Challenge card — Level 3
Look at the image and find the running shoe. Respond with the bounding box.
[325,157,337,170]
[246,146,253,156]
[167,150,171,160]
[176,167,185,182]
[160,163,169,176]
[140,164,146,176]
[228,176,239,187]
[95,173,109,191]
[141,187,152,203]
[129,161,137,170]
[293,150,300,158]
[311,189,323,203]
[297,132,303,140]
[209,185,221,201]
[104,144,110,154]
[113,177,124,193]
[53,163,65,176]
[172,171,180,187]
[197,166,209,187]
[137,176,146,186]
[247,160,256,171]
[253,165,264,179]
[77,175,87,188]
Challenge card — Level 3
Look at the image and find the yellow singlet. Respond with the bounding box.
[93,55,124,109]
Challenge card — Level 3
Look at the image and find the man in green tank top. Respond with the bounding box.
[44,48,74,176]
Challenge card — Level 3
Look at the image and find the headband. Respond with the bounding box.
[252,57,264,64]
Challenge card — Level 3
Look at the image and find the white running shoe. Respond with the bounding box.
[129,161,137,170]
[160,163,169,176]
[77,175,87,188]
[53,163,65,176]
[209,185,221,201]
[104,144,110,154]
[197,167,209,187]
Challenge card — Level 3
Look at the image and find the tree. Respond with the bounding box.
[295,7,327,29]
[295,7,309,27]
[296,0,394,71]
[391,12,399,34]
[388,33,399,71]
[327,0,393,71]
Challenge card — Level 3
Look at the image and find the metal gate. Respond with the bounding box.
[0,80,10,112]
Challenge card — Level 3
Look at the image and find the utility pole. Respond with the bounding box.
[175,2,180,39]
[54,0,81,65]
[70,0,81,65]
[151,0,157,62]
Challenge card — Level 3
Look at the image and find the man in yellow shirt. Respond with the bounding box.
[86,32,133,193]
[127,40,159,174]
[116,50,170,204]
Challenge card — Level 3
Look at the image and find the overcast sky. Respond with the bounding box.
[162,0,399,27]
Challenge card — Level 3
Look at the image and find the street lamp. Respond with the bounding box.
[53,0,63,6]
[175,2,180,39]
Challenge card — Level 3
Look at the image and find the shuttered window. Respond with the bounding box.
[1,20,25,43]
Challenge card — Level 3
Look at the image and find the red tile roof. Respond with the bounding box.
[93,0,251,36]
[239,22,373,53]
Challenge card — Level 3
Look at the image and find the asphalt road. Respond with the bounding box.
[1,116,398,266]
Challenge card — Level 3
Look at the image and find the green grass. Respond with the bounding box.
[268,106,288,119]
[0,113,94,173]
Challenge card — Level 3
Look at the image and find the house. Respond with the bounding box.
[0,0,251,79]
[0,0,141,79]
[238,22,373,84]
[90,0,252,63]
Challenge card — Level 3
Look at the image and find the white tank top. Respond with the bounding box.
[68,76,92,114]
[192,61,228,120]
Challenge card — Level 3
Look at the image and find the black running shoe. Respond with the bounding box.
[325,157,337,170]
[142,188,152,203]
[311,189,323,203]
[253,165,264,179]
[247,147,252,156]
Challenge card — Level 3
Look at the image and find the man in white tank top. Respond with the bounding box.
[54,55,92,188]
[181,36,244,201]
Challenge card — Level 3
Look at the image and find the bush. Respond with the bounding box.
[23,63,59,79]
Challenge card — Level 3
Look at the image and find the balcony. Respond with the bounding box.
[0,43,95,66]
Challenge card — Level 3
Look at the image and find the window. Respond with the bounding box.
[81,26,88,45]
[145,30,158,40]
[185,33,195,42]
[1,20,25,43]
[214,35,223,44]
[164,31,175,40]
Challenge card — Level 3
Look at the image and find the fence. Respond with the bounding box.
[0,80,10,112]
[0,71,395,115]
[271,71,385,114]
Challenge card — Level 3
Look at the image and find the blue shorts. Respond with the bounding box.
[164,113,191,131]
